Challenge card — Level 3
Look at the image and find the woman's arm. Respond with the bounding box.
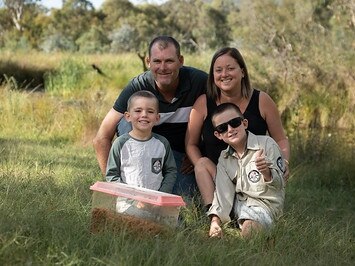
[185,94,208,165]
[259,92,291,177]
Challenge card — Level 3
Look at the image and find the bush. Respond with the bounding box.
[40,33,77,53]
[76,27,111,54]
[109,24,139,53]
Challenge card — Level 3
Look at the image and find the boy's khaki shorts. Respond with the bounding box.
[233,198,273,230]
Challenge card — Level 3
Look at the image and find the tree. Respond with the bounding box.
[132,4,171,51]
[2,0,39,31]
[0,8,13,35]
[109,24,139,53]
[39,32,77,52]
[62,0,94,10]
[194,5,231,49]
[162,0,203,50]
[102,0,138,30]
[43,0,104,51]
[76,26,110,53]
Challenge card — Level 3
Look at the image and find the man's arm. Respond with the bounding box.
[93,108,124,175]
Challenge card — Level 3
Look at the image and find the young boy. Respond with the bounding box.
[207,103,285,238]
[105,91,177,193]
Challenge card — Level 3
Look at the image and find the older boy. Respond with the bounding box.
[207,103,285,238]
[106,91,177,193]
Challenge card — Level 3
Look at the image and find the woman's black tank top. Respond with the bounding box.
[200,89,268,164]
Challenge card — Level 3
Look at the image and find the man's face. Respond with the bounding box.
[146,43,184,91]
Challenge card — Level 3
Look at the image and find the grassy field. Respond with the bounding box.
[0,52,354,265]
[0,128,354,265]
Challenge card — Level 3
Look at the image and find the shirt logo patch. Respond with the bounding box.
[248,170,261,183]
[277,157,284,173]
[152,158,162,174]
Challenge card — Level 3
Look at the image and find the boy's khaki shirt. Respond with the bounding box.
[207,132,285,223]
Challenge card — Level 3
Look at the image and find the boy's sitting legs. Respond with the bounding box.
[234,199,273,238]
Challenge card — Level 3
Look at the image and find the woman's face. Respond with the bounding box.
[213,54,244,93]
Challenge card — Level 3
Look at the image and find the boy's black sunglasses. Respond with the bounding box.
[214,117,244,133]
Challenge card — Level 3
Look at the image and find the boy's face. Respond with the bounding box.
[125,97,160,133]
[213,109,248,146]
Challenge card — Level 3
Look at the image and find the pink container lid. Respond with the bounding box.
[90,181,186,207]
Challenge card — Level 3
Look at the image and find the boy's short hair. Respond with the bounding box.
[211,103,244,126]
[127,91,159,111]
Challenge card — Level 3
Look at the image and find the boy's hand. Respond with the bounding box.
[136,201,145,209]
[255,149,272,182]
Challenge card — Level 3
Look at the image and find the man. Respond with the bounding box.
[93,36,208,197]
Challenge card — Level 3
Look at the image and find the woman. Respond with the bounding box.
[185,47,290,209]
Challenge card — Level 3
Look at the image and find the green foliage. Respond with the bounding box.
[0,0,353,55]
[44,58,88,95]
[76,27,110,54]
[0,8,12,36]
[226,0,355,130]
[0,30,32,51]
[101,0,138,30]
[39,33,77,53]
[109,24,140,53]
[0,53,146,143]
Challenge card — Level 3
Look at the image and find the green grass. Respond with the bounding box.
[0,131,354,265]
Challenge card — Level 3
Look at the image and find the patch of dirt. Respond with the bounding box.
[90,208,170,237]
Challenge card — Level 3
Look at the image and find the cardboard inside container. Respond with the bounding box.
[90,181,186,228]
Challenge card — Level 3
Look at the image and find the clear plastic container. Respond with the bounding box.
[90,181,186,228]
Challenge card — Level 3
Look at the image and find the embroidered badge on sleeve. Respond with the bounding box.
[277,157,285,173]
[248,170,261,183]
[152,158,162,174]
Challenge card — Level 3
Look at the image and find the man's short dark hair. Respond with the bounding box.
[148,36,181,57]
